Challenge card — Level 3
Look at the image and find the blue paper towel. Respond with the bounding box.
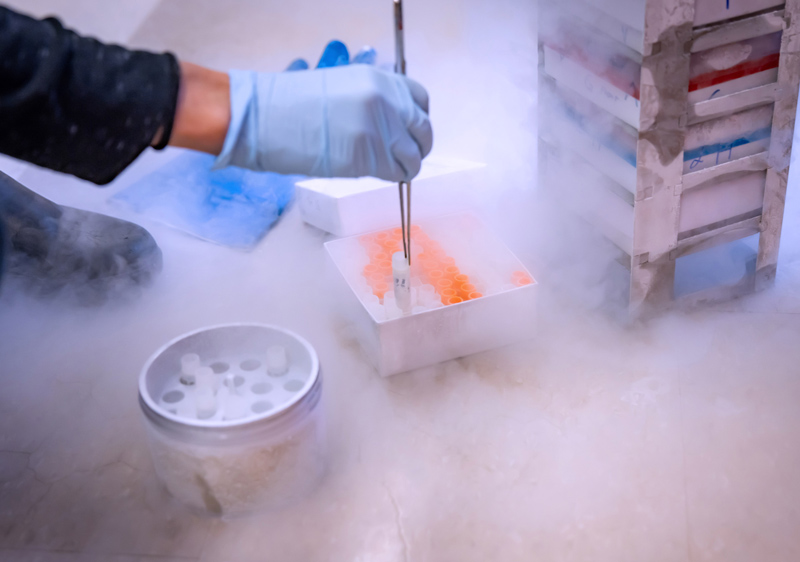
[113,152,297,249]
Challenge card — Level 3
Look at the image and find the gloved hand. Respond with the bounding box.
[214,64,433,182]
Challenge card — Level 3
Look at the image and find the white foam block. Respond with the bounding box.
[296,156,486,237]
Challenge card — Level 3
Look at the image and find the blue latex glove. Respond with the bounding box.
[287,43,375,71]
[214,64,433,182]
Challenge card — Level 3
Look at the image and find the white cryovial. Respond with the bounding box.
[384,298,402,320]
[222,374,248,420]
[419,283,436,299]
[392,251,411,312]
[195,386,217,420]
[267,345,289,376]
[180,353,200,385]
[195,366,218,392]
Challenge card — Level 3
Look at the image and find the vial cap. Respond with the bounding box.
[392,251,410,273]
[181,353,201,374]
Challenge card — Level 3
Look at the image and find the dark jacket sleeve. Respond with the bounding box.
[0,6,181,184]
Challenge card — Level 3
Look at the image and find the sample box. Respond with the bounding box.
[325,213,537,376]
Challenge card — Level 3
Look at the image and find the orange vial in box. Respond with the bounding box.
[460,283,476,298]
[440,288,457,305]
[372,281,389,300]
[512,270,533,286]
[444,266,460,279]
[384,240,400,253]
[436,278,453,293]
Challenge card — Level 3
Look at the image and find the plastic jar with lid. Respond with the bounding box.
[139,323,325,517]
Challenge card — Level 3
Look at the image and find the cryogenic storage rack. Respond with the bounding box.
[538,0,800,313]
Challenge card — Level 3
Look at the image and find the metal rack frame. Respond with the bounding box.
[539,1,800,314]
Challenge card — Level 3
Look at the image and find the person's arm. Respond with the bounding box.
[168,62,230,156]
[0,6,432,185]
[0,6,180,185]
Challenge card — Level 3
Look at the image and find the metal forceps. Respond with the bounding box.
[394,0,412,265]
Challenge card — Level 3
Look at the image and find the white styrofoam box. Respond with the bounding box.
[554,119,637,194]
[545,128,765,247]
[569,0,645,55]
[542,45,641,129]
[542,81,638,194]
[543,147,634,254]
[688,69,779,104]
[582,0,646,34]
[688,31,782,104]
[684,104,773,173]
[679,171,765,234]
[694,0,784,27]
[296,157,486,237]
[325,213,537,377]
